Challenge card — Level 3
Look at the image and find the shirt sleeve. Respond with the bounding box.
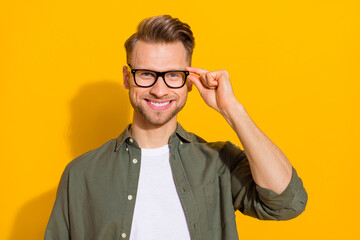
[45,165,71,240]
[225,142,308,220]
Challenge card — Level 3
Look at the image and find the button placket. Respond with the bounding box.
[120,142,141,238]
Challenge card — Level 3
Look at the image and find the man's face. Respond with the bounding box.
[123,40,192,126]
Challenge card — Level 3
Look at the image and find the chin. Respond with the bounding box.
[141,112,177,126]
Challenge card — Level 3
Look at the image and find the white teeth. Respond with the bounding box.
[150,101,171,107]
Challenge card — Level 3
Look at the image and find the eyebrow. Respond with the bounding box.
[128,64,186,71]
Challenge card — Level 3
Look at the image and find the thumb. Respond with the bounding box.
[187,74,205,93]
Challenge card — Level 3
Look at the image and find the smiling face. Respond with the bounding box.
[123,40,192,127]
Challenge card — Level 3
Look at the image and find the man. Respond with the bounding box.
[45,15,307,240]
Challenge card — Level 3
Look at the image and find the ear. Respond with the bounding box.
[186,77,193,92]
[123,65,130,89]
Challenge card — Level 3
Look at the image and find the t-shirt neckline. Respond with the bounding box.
[141,144,169,156]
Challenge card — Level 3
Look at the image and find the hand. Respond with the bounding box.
[186,67,239,115]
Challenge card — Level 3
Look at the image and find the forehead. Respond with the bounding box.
[130,40,189,70]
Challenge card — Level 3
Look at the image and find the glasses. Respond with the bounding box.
[129,65,189,89]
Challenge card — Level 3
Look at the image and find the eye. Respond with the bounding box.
[167,72,182,78]
[169,73,178,77]
[141,72,152,77]
[138,71,156,79]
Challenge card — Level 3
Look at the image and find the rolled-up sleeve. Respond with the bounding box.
[226,142,308,220]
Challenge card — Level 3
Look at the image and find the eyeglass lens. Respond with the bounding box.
[134,70,186,88]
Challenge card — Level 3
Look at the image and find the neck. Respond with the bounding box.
[129,112,177,149]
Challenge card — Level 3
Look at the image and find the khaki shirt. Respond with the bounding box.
[45,123,308,240]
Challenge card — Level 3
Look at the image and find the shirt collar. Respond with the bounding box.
[114,124,132,152]
[114,122,192,152]
[171,122,192,143]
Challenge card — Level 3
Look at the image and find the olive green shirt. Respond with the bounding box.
[45,123,307,240]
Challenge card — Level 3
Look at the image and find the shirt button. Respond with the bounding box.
[128,195,133,200]
[125,147,128,151]
[121,233,126,238]
[132,159,138,164]
[129,138,133,143]
[180,141,183,145]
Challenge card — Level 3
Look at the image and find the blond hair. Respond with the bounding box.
[124,15,195,64]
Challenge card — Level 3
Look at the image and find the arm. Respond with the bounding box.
[187,67,292,194]
[225,142,307,220]
[222,102,292,194]
[45,166,71,240]
[187,67,307,219]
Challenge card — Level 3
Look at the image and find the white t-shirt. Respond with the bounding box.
[129,145,191,240]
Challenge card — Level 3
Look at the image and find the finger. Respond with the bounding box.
[187,74,206,92]
[200,72,219,89]
[186,66,208,76]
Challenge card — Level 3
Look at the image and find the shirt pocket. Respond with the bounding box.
[204,173,235,230]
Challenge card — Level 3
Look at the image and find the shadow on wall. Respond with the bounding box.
[9,189,57,240]
[67,80,132,158]
[10,80,131,239]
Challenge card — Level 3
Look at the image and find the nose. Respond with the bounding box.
[149,76,169,98]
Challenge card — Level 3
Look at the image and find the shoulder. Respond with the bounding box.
[184,131,244,160]
[187,131,239,151]
[65,137,117,174]
[180,132,248,176]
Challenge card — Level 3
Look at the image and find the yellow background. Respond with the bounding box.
[1,0,359,239]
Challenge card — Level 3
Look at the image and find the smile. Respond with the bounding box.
[150,101,171,107]
[145,99,174,111]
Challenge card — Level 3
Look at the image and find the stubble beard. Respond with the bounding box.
[129,92,188,126]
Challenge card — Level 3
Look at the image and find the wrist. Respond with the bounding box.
[220,101,246,127]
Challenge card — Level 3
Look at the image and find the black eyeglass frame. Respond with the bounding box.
[129,66,189,89]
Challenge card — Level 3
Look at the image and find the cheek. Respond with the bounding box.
[177,89,188,102]
[129,87,146,100]
[128,88,137,101]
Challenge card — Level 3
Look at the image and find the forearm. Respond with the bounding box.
[221,102,292,194]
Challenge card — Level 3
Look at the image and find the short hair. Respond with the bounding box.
[124,15,195,64]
